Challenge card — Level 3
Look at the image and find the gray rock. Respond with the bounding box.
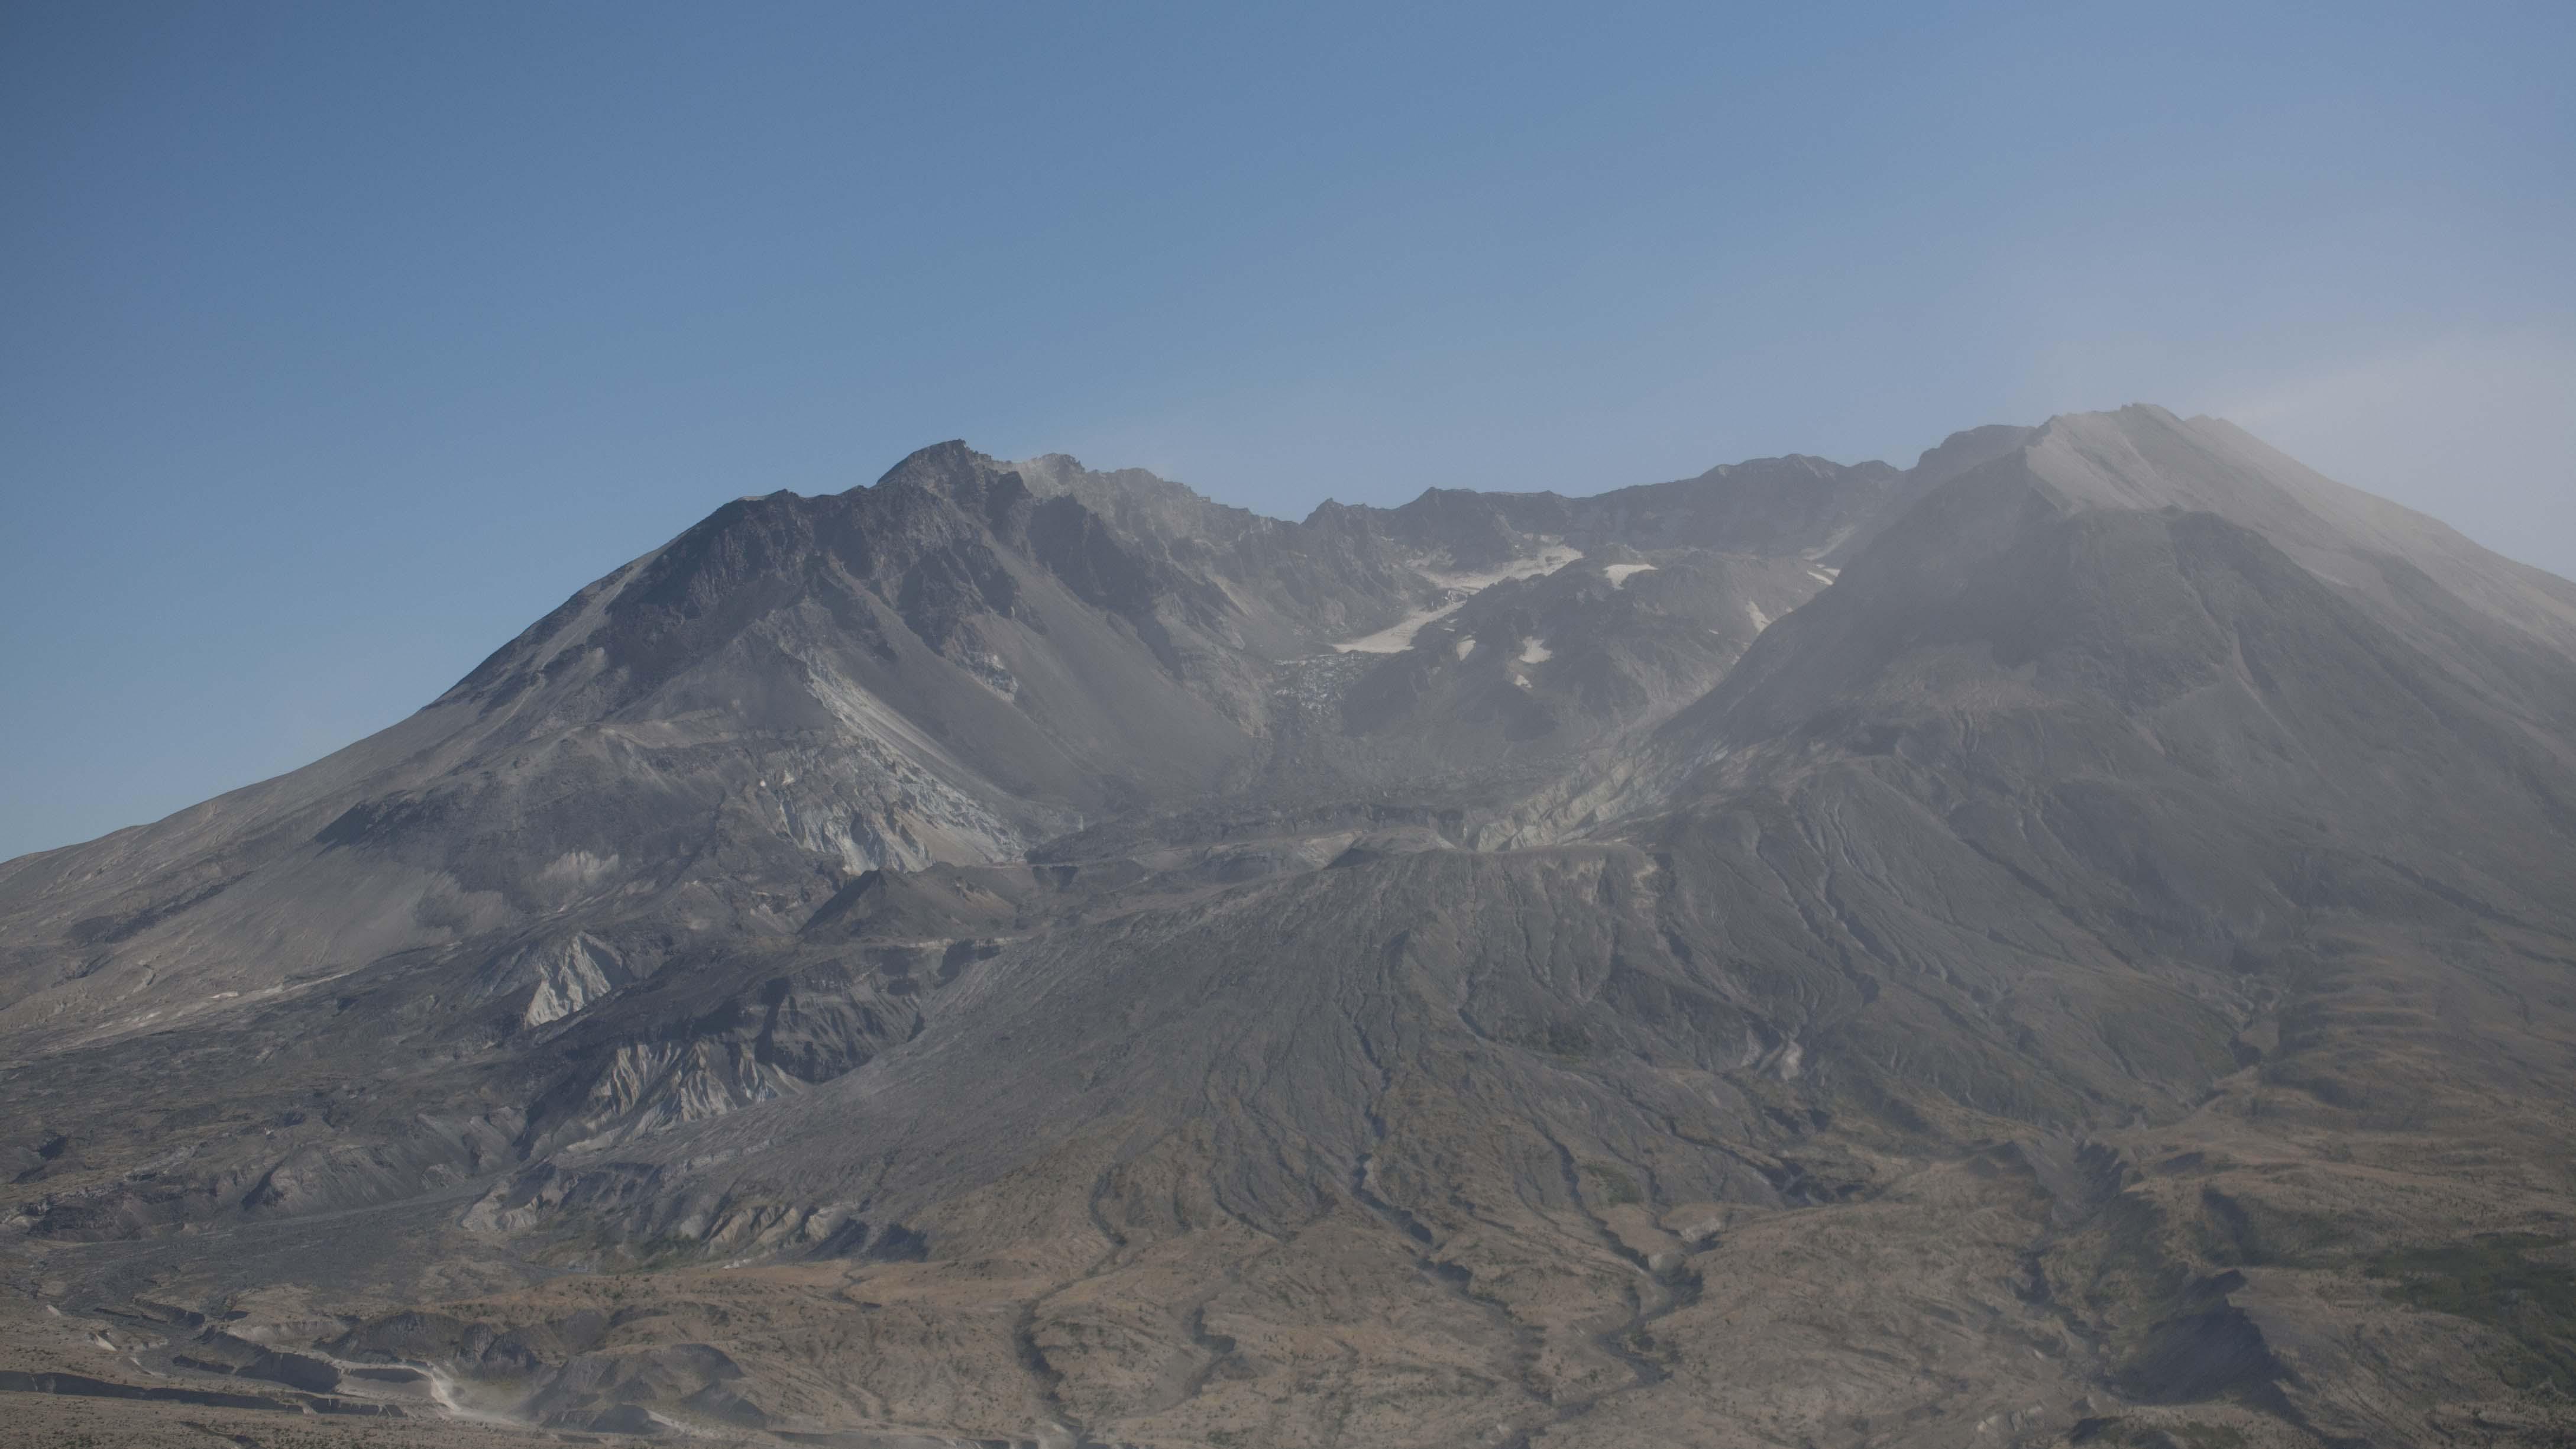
[6,407,2574,1446]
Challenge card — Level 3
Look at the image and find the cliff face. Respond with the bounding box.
[7,408,2575,1448]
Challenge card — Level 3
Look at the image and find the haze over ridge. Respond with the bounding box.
[7,400,2576,1445]
[7,1,2572,861]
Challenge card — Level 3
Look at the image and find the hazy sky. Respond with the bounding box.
[4,1,2571,861]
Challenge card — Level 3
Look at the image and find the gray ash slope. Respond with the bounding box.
[7,405,2576,1448]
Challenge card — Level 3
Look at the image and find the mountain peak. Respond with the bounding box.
[860,437,993,495]
[9,410,2576,1448]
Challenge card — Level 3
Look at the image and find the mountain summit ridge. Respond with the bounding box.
[5,406,2575,1448]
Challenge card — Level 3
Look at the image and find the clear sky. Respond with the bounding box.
[4,1,2572,861]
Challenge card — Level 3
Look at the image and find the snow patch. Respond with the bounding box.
[1603,562,1657,588]
[1454,637,1477,660]
[1420,543,1583,593]
[1518,637,1552,664]
[1807,567,1839,585]
[1335,603,1467,655]
[1746,601,1771,633]
[1333,544,1584,654]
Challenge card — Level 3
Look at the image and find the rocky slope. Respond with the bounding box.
[4,406,2574,1448]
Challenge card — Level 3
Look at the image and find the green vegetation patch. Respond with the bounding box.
[2196,1186,2352,1268]
[1582,1162,1643,1207]
[2365,1233,2576,1390]
[1501,1017,1597,1061]
[628,1231,709,1269]
[2069,1418,2249,1448]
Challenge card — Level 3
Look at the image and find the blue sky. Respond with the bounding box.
[4,1,2572,859]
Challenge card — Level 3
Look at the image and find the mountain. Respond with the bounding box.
[5,406,2575,1449]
